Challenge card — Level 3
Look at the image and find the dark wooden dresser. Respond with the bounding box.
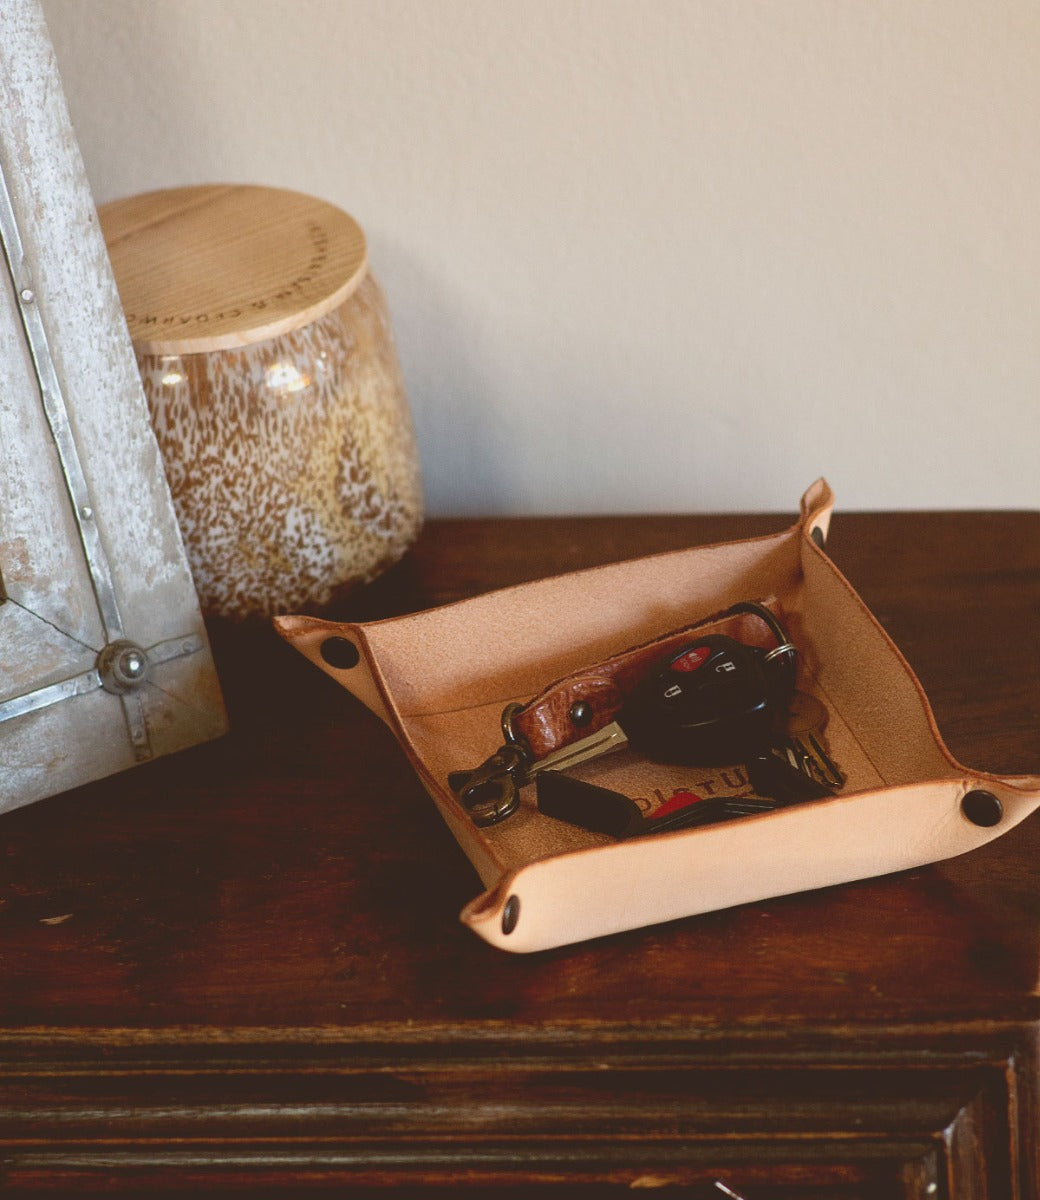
[2,511,1038,1198]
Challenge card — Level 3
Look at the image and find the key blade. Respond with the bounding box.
[528,721,629,777]
[791,733,845,789]
[747,744,835,802]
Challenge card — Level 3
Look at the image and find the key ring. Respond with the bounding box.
[722,600,796,663]
[764,643,797,661]
[501,701,526,748]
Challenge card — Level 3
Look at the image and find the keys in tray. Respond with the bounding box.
[450,602,849,831]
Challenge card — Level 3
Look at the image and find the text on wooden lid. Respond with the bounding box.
[99,184,368,355]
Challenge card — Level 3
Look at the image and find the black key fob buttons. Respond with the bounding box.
[618,634,790,766]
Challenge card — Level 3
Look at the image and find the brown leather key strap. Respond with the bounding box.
[510,600,788,761]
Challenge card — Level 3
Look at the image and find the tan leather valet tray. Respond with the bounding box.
[275,480,1040,952]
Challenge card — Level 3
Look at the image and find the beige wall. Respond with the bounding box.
[41,0,1039,514]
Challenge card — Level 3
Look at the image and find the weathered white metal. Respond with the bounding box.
[0,0,227,815]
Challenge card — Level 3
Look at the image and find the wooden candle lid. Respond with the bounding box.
[98,184,368,355]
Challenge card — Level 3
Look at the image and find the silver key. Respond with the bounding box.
[792,731,844,789]
[528,721,630,778]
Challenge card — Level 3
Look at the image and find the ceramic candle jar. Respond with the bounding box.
[100,184,423,619]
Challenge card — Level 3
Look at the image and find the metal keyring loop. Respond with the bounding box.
[501,701,525,745]
[763,641,797,663]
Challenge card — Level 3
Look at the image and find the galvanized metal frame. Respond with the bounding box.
[0,0,226,815]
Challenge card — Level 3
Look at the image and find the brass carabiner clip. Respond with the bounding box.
[449,741,528,827]
[448,702,533,827]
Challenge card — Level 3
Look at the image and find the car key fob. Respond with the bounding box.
[617,634,793,766]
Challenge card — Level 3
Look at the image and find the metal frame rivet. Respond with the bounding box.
[19,288,34,303]
[502,895,520,935]
[121,649,145,678]
[961,789,1002,827]
[97,640,151,694]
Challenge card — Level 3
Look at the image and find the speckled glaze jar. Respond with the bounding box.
[100,185,423,619]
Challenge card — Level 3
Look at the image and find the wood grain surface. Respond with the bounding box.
[0,510,1037,1196]
[98,184,368,354]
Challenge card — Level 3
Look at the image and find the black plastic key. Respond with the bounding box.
[536,771,782,839]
